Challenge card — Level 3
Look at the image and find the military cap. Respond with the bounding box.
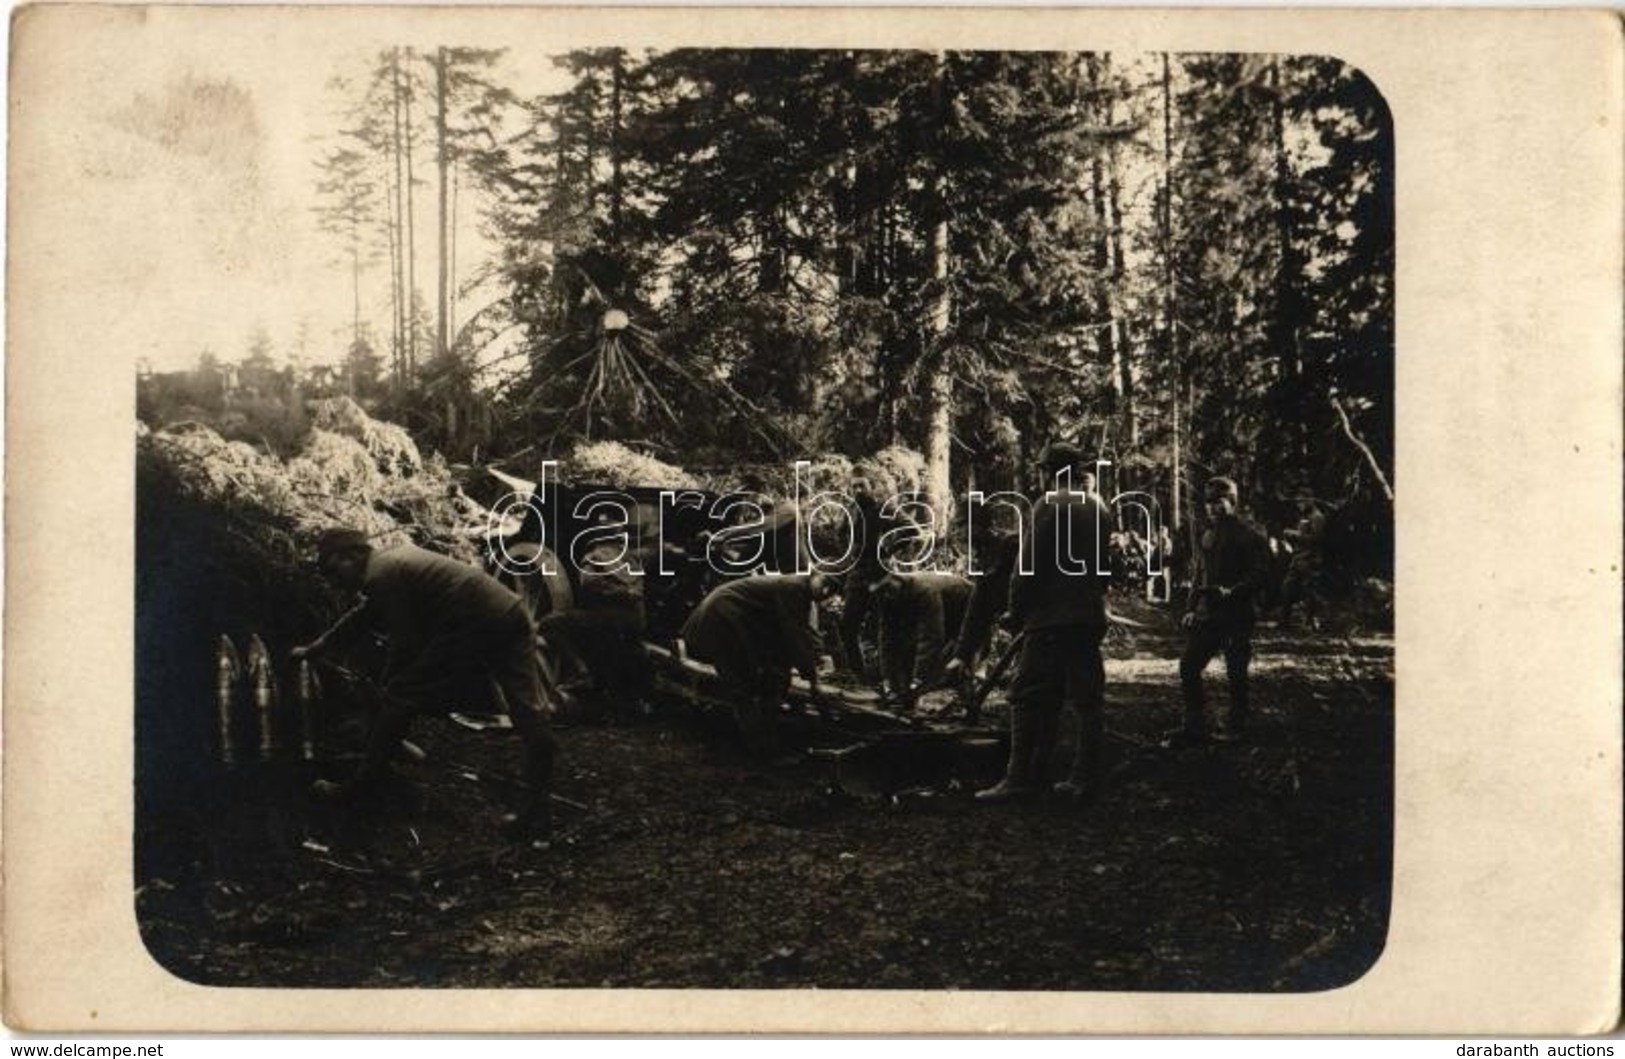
[315,527,372,561]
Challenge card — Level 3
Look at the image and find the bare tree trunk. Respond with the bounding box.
[834,53,860,297]
[1092,150,1121,428]
[1163,53,1182,532]
[610,49,624,242]
[1185,378,1197,559]
[548,108,570,354]
[1270,58,1300,380]
[1104,64,1135,451]
[1084,56,1125,455]
[1171,362,1182,529]
[435,46,450,360]
[390,49,407,387]
[583,73,597,223]
[926,215,953,518]
[403,47,418,376]
[449,159,459,342]
[1331,396,1394,501]
[386,203,402,386]
[923,52,954,529]
[350,242,361,355]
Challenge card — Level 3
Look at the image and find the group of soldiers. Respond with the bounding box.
[291,441,1272,837]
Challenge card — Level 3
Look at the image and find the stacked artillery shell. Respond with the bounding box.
[246,634,277,759]
[215,636,242,765]
[297,660,318,761]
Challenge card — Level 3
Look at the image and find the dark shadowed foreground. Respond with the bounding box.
[136,628,1392,992]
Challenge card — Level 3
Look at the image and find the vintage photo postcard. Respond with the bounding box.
[5,3,1621,1035]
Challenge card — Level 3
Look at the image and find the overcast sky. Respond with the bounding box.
[41,13,568,374]
[31,9,1353,379]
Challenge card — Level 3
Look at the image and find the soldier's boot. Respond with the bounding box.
[496,676,558,842]
[976,704,1037,803]
[1220,648,1251,741]
[1163,708,1208,748]
[1166,654,1210,747]
[1028,707,1061,793]
[1054,708,1103,803]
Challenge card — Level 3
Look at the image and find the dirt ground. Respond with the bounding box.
[136,615,1392,993]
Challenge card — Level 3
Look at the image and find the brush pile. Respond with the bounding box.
[143,396,479,560]
[564,440,701,491]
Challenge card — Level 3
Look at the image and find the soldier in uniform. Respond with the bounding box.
[871,569,974,708]
[293,529,558,838]
[680,571,840,758]
[976,443,1114,804]
[1172,476,1273,745]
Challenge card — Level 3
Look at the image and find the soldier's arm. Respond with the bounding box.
[1234,524,1274,598]
[293,594,373,658]
[777,582,823,681]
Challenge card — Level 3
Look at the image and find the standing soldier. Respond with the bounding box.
[872,570,974,709]
[977,443,1114,804]
[680,571,841,758]
[292,529,558,839]
[1171,476,1273,745]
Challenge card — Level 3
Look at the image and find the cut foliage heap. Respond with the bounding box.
[144,396,479,562]
[565,440,701,491]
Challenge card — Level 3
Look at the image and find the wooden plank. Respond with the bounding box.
[638,639,991,737]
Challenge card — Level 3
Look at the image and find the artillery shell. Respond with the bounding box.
[297,660,318,761]
[247,634,277,758]
[215,635,242,766]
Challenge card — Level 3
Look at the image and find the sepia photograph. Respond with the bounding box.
[129,38,1394,991]
[6,5,1619,1035]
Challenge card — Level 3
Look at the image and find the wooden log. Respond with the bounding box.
[640,639,985,736]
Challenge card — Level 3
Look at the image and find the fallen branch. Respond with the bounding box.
[1329,397,1394,503]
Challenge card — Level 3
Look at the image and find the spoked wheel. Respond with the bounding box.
[490,541,573,622]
